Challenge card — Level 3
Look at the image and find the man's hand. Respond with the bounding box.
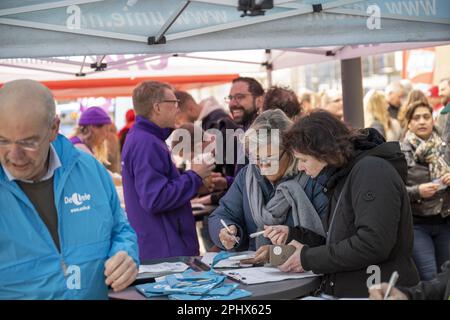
[440,173,450,186]
[219,225,239,250]
[210,172,228,191]
[104,251,138,292]
[240,245,270,265]
[191,163,215,180]
[419,182,439,198]
[191,194,212,205]
[278,240,304,273]
[264,225,289,245]
[369,283,408,300]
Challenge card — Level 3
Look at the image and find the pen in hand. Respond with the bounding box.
[384,271,399,300]
[249,230,265,238]
[220,219,239,245]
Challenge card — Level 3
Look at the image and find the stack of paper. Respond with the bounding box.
[137,262,189,279]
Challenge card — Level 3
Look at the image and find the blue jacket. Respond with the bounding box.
[0,135,139,299]
[208,165,328,251]
[121,116,202,260]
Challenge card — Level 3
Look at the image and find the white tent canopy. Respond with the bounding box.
[0,0,449,59]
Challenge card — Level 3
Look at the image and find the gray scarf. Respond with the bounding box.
[245,164,326,247]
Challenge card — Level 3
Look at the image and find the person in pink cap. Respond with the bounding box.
[70,106,112,165]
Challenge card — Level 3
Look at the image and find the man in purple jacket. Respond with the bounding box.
[122,81,214,260]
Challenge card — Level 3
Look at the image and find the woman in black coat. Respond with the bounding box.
[272,111,419,298]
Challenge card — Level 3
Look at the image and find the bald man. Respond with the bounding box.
[0,79,139,299]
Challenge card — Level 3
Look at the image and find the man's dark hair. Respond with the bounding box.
[262,86,302,119]
[175,90,196,112]
[232,77,264,97]
[284,110,363,167]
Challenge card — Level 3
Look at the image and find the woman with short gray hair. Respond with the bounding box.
[208,109,328,263]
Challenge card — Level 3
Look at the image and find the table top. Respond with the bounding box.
[108,256,320,300]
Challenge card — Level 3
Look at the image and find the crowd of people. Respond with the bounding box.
[1,75,449,300]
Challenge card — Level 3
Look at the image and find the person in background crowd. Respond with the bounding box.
[439,78,450,108]
[197,96,240,184]
[400,79,413,100]
[276,110,419,298]
[400,101,450,281]
[106,123,121,174]
[364,90,402,141]
[398,89,428,131]
[70,106,112,167]
[174,90,202,128]
[318,90,343,121]
[369,260,449,300]
[427,85,444,118]
[385,81,406,120]
[262,86,302,121]
[118,109,135,152]
[300,91,319,115]
[0,79,138,299]
[209,110,328,260]
[188,97,240,207]
[217,77,265,189]
[437,78,450,144]
[171,122,217,251]
[121,81,214,260]
[226,77,264,130]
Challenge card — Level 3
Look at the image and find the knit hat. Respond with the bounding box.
[79,107,112,126]
[427,86,439,98]
[125,109,135,123]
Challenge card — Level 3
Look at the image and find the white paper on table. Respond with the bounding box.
[221,266,320,285]
[138,262,189,275]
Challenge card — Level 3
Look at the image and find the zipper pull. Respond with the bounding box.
[61,259,68,276]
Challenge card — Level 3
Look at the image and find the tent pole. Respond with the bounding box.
[341,57,364,129]
[265,49,273,87]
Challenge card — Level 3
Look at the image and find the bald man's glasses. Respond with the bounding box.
[0,130,51,152]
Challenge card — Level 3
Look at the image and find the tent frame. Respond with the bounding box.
[1,0,449,46]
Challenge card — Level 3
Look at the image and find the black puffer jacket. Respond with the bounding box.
[400,261,450,300]
[301,129,419,298]
[400,135,450,223]
[201,109,240,178]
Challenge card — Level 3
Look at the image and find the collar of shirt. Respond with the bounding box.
[2,144,62,183]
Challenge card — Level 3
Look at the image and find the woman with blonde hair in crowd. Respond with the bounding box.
[398,89,429,130]
[70,106,123,188]
[70,106,112,166]
[364,90,402,141]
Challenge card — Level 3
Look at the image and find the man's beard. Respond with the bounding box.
[443,96,450,105]
[230,105,257,126]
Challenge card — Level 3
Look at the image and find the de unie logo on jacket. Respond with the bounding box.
[64,192,92,213]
